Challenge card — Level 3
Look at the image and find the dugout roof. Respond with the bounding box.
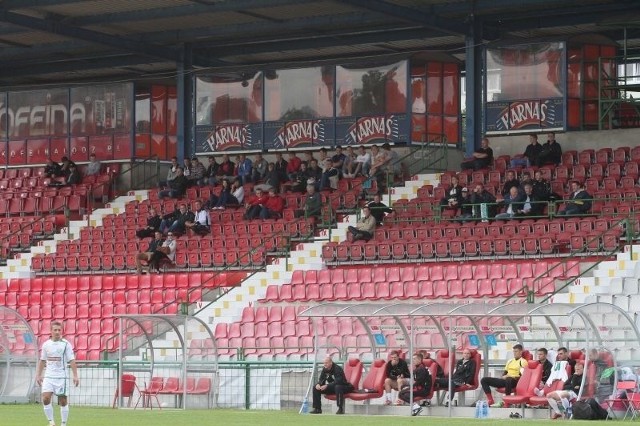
[0,0,639,88]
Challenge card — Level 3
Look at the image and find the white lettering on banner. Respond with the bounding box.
[496,100,555,131]
[345,116,398,144]
[1,102,86,137]
[205,124,249,151]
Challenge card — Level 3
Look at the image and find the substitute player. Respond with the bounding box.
[36,321,79,426]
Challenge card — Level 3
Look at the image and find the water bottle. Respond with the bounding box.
[475,401,482,418]
[300,397,309,414]
[482,400,489,418]
[566,406,572,419]
[480,203,488,222]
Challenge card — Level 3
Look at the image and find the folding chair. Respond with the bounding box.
[604,380,638,419]
[135,377,164,410]
[113,374,139,408]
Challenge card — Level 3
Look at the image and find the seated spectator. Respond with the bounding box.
[532,169,553,201]
[159,157,179,188]
[347,206,376,242]
[252,153,268,182]
[537,132,562,167]
[182,158,192,179]
[274,152,288,183]
[213,179,244,209]
[515,183,545,217]
[470,183,496,221]
[480,344,528,407]
[342,146,357,178]
[136,231,165,274]
[217,154,235,181]
[255,162,280,192]
[320,158,340,191]
[236,154,253,184]
[383,350,411,405]
[44,158,62,178]
[136,207,162,239]
[86,153,101,176]
[454,187,474,222]
[500,170,520,202]
[288,162,310,193]
[331,146,346,171]
[286,152,302,181]
[189,156,206,186]
[260,187,285,219]
[243,188,268,220]
[205,156,219,186]
[306,159,323,190]
[158,167,188,199]
[398,353,432,413]
[59,156,76,177]
[160,203,194,235]
[369,144,391,190]
[461,137,493,171]
[295,184,321,219]
[519,171,533,189]
[185,200,210,236]
[367,193,393,225]
[302,151,316,167]
[440,176,464,211]
[546,362,584,419]
[435,349,476,405]
[147,231,177,273]
[510,134,542,168]
[49,163,80,186]
[557,181,591,216]
[495,187,525,220]
[353,145,371,177]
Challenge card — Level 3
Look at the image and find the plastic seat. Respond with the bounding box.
[345,358,387,401]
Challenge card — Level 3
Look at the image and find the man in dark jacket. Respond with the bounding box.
[515,183,545,217]
[136,207,162,239]
[159,167,188,199]
[557,181,592,216]
[367,193,393,225]
[536,348,554,390]
[435,349,477,405]
[461,137,493,170]
[537,132,562,166]
[398,353,432,414]
[311,357,354,415]
[383,350,411,405]
[470,183,497,220]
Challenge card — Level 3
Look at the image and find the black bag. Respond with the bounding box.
[572,398,609,420]
[587,398,610,420]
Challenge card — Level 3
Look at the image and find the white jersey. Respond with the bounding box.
[40,338,75,379]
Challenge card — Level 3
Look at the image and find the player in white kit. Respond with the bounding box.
[36,321,79,426]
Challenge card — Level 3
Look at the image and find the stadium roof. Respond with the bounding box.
[0,0,639,88]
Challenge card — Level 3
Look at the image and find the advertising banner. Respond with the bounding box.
[485,98,565,134]
[263,119,334,150]
[335,114,409,146]
[70,83,133,136]
[195,123,263,153]
[4,89,69,138]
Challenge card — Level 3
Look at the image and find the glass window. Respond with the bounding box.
[195,72,263,125]
[336,60,407,117]
[265,66,334,121]
[135,88,150,134]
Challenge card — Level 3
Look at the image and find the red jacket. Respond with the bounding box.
[246,194,268,206]
[286,156,301,174]
[264,195,285,213]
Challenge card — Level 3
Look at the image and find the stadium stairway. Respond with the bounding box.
[1,190,148,280]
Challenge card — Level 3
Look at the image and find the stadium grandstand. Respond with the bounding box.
[1,0,640,419]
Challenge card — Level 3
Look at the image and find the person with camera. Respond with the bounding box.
[383,350,411,405]
[311,357,353,415]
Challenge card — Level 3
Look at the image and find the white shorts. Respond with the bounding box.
[42,377,68,396]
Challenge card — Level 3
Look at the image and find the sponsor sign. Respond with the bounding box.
[486,98,564,134]
[336,114,408,145]
[263,119,333,150]
[196,123,262,153]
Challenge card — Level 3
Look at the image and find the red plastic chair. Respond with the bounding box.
[136,377,164,410]
[113,374,139,408]
[345,359,387,401]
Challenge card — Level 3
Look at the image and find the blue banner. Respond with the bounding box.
[485,98,565,134]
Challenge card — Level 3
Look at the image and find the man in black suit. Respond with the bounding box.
[311,357,354,415]
[515,183,545,217]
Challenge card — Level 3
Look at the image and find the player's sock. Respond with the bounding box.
[60,405,69,423]
[560,398,570,410]
[548,398,561,414]
[43,403,54,422]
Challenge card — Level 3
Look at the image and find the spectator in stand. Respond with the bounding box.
[260,187,285,219]
[317,148,329,165]
[236,154,253,184]
[320,158,340,191]
[136,207,162,239]
[187,156,205,186]
[537,132,562,166]
[383,350,411,405]
[159,157,179,188]
[158,167,188,199]
[136,231,165,274]
[306,159,323,189]
[331,146,346,172]
[205,156,219,186]
[495,187,525,220]
[244,188,268,220]
[440,175,464,212]
[546,362,584,419]
[480,343,529,407]
[217,154,235,181]
[535,348,554,392]
[182,158,192,179]
[470,183,497,221]
[44,158,62,178]
[206,178,229,209]
[532,169,552,201]
[500,170,520,202]
[353,145,372,177]
[435,349,476,405]
[461,137,493,171]
[162,203,194,235]
[557,181,592,216]
[286,152,302,181]
[302,151,316,167]
[520,171,533,189]
[369,145,391,190]
[86,153,101,176]
[213,178,244,209]
[252,153,268,182]
[255,162,280,192]
[274,152,288,183]
[59,156,76,178]
[342,146,356,178]
[510,134,543,168]
[515,183,545,217]
[65,163,81,185]
[289,162,310,193]
[367,193,393,225]
[347,206,376,242]
[454,187,474,222]
[185,200,210,236]
[295,184,321,219]
[148,231,177,273]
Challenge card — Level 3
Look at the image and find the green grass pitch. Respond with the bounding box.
[0,405,605,425]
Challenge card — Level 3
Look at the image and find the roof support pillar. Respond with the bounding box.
[464,17,483,156]
[176,44,194,162]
